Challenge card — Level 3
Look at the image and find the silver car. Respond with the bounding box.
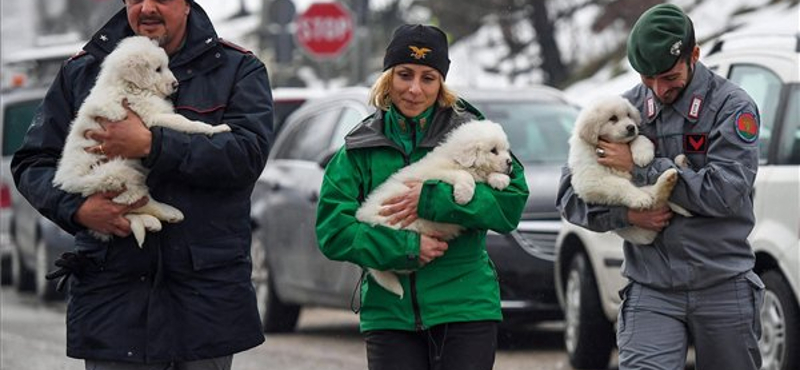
[250,86,580,332]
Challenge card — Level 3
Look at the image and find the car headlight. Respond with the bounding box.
[509,220,561,261]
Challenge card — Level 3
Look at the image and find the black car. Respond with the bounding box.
[250,86,578,332]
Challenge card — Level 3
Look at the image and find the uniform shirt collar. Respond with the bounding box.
[644,62,712,125]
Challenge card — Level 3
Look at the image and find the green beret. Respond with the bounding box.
[627,4,693,76]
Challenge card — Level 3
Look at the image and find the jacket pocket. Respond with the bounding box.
[188,235,247,271]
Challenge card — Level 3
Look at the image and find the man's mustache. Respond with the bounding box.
[139,16,164,24]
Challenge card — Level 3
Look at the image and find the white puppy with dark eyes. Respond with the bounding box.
[53,36,230,247]
[568,96,691,245]
[356,120,513,298]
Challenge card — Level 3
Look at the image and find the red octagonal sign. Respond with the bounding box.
[295,2,354,59]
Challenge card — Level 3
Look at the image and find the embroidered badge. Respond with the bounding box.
[409,46,432,60]
[684,133,708,153]
[670,40,682,56]
[735,112,759,143]
[688,96,703,120]
[647,97,655,118]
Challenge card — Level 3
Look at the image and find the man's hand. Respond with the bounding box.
[418,233,449,266]
[85,103,152,159]
[597,140,634,173]
[380,181,423,228]
[627,205,673,232]
[74,190,149,237]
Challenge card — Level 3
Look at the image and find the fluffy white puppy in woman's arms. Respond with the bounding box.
[53,36,230,247]
[356,120,513,298]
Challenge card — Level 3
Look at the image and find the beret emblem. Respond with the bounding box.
[670,40,683,56]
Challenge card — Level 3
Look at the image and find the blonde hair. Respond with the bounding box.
[368,68,460,112]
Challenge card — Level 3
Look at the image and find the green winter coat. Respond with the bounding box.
[315,101,529,332]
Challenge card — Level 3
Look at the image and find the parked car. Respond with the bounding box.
[250,85,580,332]
[1,87,49,286]
[554,32,800,370]
[271,87,327,134]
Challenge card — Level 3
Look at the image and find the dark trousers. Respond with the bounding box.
[85,356,232,370]
[364,321,498,370]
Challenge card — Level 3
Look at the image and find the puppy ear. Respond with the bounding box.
[577,111,601,145]
[454,142,479,168]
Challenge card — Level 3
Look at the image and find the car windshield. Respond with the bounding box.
[471,100,577,164]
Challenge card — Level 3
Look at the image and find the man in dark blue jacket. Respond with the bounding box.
[11,0,273,368]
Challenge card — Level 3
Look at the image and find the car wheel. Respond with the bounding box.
[250,235,300,333]
[564,252,615,369]
[11,244,35,292]
[758,270,799,370]
[35,238,63,301]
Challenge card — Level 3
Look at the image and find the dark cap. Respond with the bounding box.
[627,4,694,76]
[383,24,450,79]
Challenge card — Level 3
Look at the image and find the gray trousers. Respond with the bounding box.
[85,355,232,370]
[618,271,764,370]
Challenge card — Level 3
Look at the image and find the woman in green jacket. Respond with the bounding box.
[315,24,529,370]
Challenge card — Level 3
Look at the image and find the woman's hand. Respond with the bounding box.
[380,181,423,227]
[418,233,448,266]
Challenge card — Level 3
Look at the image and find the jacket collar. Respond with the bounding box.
[345,99,482,151]
[644,62,712,125]
[84,3,219,70]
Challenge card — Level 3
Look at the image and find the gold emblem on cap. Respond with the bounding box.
[409,46,432,60]
[670,40,682,56]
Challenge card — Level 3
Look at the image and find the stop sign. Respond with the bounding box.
[295,2,354,59]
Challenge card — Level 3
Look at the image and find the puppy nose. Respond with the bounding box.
[626,125,637,135]
[171,81,179,90]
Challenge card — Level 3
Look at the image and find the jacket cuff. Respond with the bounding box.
[416,181,438,220]
[61,192,88,235]
[141,127,162,168]
[402,231,420,269]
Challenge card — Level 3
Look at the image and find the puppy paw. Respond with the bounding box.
[657,168,679,187]
[674,154,690,169]
[488,173,511,190]
[631,148,654,167]
[453,182,475,205]
[628,194,654,210]
[208,124,231,135]
[160,207,184,223]
[652,168,679,202]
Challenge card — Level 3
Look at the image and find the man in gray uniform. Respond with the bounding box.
[557,4,764,370]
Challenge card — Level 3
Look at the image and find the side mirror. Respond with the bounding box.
[317,149,337,169]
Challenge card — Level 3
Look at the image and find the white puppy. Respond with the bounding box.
[568,96,690,245]
[356,120,513,298]
[53,36,230,247]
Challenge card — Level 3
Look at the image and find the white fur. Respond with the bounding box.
[356,120,513,298]
[568,96,690,245]
[53,36,231,247]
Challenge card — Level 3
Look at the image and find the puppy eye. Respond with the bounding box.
[491,147,498,155]
[610,115,619,122]
[156,66,162,73]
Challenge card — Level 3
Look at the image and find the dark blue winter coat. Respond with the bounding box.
[10,3,272,363]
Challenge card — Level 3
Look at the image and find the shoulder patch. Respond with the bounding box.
[735,111,759,143]
[218,38,252,54]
